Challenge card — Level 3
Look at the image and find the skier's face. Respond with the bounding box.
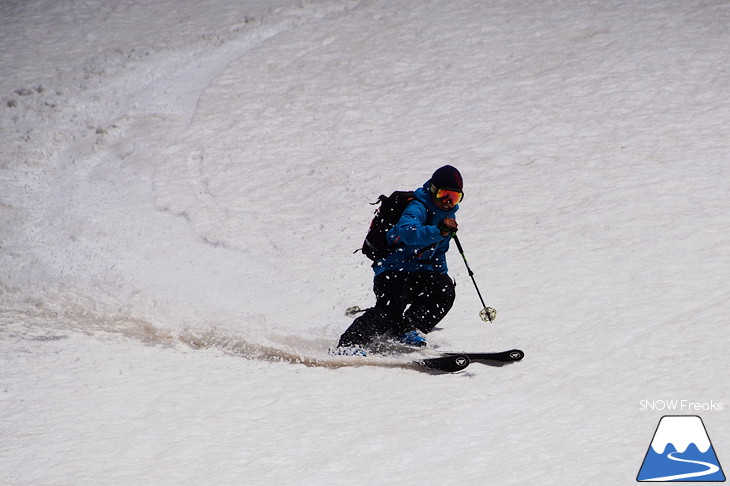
[434,196,454,210]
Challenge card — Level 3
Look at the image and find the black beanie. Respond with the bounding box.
[431,165,463,191]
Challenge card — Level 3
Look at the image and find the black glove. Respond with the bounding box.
[438,218,458,236]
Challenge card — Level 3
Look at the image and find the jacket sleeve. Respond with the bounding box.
[388,201,443,247]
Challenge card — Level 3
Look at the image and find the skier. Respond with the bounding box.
[336,165,463,355]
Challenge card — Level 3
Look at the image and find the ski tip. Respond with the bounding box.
[508,349,525,361]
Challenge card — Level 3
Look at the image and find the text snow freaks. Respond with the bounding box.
[640,400,724,412]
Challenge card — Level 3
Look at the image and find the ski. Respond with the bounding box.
[442,349,524,364]
[414,354,470,373]
[329,347,470,372]
[330,342,520,372]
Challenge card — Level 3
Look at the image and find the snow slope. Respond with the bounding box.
[1,0,729,484]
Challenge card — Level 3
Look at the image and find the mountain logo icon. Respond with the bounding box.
[637,415,725,482]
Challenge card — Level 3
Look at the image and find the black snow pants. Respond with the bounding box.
[338,270,455,348]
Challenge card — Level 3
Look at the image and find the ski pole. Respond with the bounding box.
[452,234,496,323]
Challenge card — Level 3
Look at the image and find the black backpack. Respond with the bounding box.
[361,191,432,261]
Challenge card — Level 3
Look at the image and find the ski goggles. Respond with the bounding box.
[434,187,463,205]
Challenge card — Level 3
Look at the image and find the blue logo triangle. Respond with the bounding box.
[637,415,725,482]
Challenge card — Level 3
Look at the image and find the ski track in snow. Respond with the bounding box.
[1,0,368,347]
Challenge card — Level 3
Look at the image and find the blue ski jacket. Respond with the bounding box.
[373,182,458,276]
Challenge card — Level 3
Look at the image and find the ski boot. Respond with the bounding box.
[396,330,427,347]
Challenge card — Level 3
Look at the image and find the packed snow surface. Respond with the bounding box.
[1,0,729,485]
